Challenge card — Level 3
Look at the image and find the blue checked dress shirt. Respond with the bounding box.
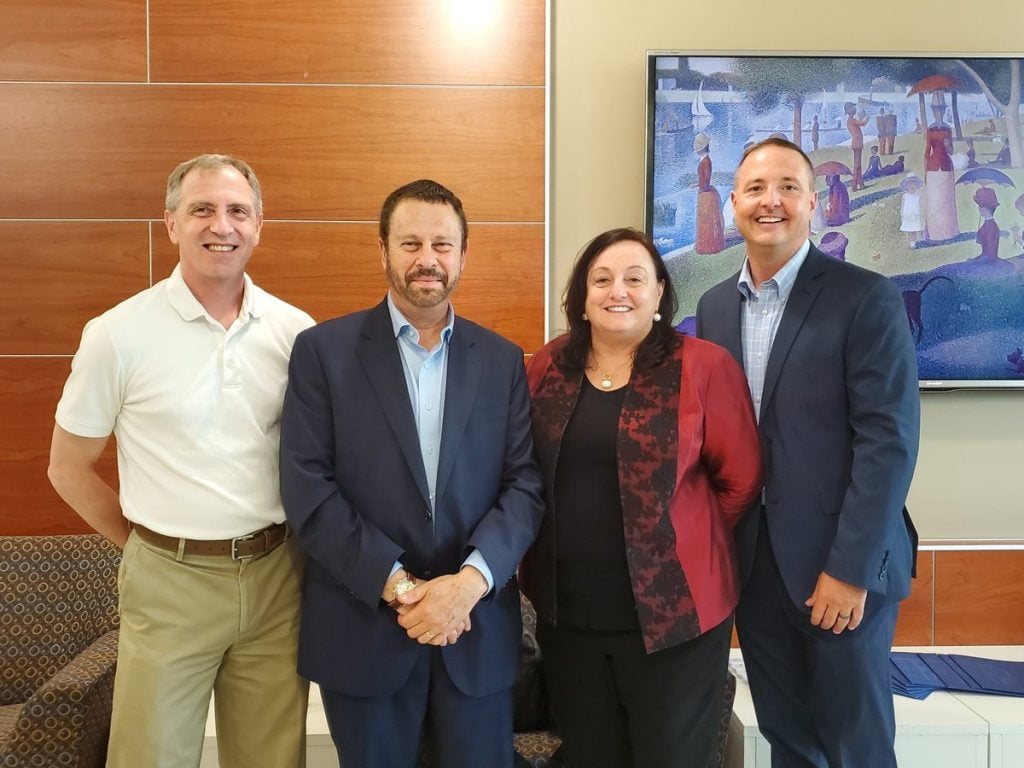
[736,239,811,421]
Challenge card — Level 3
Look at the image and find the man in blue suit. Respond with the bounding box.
[696,138,920,768]
[280,179,544,768]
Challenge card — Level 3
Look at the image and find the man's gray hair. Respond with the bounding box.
[165,154,263,216]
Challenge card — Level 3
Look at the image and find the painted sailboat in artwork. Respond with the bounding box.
[692,80,713,131]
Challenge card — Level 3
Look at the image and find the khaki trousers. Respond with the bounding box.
[107,530,308,768]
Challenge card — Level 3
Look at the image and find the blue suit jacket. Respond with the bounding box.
[696,246,920,610]
[279,299,544,697]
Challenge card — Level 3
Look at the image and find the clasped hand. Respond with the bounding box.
[394,568,487,647]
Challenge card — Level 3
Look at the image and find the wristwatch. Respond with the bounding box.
[387,573,417,609]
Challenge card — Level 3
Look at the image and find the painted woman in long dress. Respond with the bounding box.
[923,95,959,242]
[824,174,850,226]
[693,132,725,253]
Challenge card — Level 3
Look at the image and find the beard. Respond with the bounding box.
[385,257,459,308]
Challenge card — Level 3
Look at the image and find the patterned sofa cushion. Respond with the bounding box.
[0,534,121,768]
[0,535,120,706]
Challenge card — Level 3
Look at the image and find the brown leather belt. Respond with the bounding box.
[133,522,289,561]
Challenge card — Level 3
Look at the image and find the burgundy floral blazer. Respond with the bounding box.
[521,334,762,653]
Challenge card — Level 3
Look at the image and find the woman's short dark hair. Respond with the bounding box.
[555,227,680,373]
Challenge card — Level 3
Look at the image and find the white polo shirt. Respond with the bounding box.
[56,265,314,538]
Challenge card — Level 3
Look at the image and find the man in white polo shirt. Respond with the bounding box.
[47,154,313,768]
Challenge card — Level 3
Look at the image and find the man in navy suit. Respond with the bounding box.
[279,179,544,768]
[696,138,920,768]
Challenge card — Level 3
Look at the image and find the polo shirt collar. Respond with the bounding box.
[167,264,260,323]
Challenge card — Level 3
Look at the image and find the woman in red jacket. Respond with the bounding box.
[522,228,762,768]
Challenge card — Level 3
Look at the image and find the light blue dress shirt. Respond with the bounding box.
[386,294,493,592]
[736,239,811,421]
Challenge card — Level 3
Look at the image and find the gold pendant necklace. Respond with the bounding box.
[590,351,634,389]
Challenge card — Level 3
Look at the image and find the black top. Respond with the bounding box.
[552,377,638,631]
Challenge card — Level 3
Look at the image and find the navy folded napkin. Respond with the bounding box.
[890,652,1024,700]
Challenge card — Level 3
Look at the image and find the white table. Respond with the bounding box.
[912,646,1024,768]
[726,648,994,768]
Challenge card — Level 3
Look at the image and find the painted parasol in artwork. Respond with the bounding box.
[907,74,962,96]
[955,168,1015,187]
[813,160,853,177]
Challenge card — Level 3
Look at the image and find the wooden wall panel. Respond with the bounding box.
[0,0,146,82]
[149,0,545,86]
[1,0,545,538]
[152,222,545,352]
[455,226,546,353]
[0,85,544,222]
[934,550,1024,645]
[0,358,118,536]
[894,550,934,646]
[0,222,150,355]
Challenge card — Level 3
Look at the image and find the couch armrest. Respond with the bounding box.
[0,629,119,768]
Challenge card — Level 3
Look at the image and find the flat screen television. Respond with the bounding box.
[645,52,1024,390]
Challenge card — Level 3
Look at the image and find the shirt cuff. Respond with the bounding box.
[462,549,494,595]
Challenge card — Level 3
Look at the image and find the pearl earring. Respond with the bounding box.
[653,312,662,322]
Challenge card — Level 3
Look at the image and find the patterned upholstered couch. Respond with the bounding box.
[509,596,562,767]
[0,534,121,768]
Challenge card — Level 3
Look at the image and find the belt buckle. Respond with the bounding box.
[231,529,269,561]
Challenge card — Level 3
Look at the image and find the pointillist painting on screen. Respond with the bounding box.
[646,54,1024,388]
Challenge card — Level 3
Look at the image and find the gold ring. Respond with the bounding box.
[838,613,851,620]
[424,631,434,640]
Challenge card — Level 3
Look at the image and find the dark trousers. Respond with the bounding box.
[736,518,900,768]
[538,615,732,768]
[321,647,513,768]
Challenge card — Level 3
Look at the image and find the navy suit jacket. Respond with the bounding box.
[696,245,920,611]
[279,299,544,698]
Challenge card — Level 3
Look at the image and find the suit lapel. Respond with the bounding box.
[718,280,746,367]
[435,320,481,505]
[356,300,431,508]
[761,248,827,413]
